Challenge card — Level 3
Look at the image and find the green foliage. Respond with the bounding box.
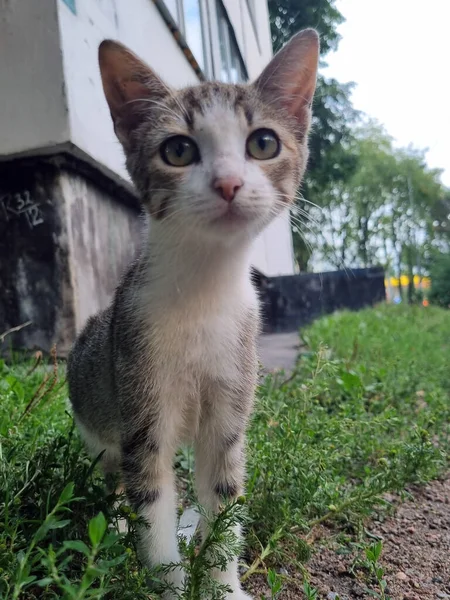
[268,0,343,55]
[1,305,449,597]
[246,305,449,579]
[307,121,450,278]
[429,252,450,308]
[268,0,360,271]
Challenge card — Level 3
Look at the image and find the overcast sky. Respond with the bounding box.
[324,0,450,187]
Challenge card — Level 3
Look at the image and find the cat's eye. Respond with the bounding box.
[246,129,280,160]
[160,135,200,167]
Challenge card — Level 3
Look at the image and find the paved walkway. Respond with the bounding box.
[258,332,301,374]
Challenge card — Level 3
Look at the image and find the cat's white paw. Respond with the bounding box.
[212,568,252,600]
[162,565,185,599]
[225,590,253,600]
[162,591,182,600]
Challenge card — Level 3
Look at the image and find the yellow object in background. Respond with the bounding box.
[384,275,431,289]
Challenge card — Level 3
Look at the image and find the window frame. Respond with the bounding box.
[158,0,248,83]
[211,0,248,83]
[159,0,212,78]
[245,0,261,51]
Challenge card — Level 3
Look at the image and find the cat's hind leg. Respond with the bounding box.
[75,418,122,493]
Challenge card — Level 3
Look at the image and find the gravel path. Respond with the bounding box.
[246,476,450,599]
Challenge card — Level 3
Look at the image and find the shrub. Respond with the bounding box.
[429,252,450,308]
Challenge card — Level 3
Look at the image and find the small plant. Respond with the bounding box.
[181,499,248,600]
[7,483,135,600]
[303,580,318,600]
[259,569,283,599]
[10,483,77,599]
[363,540,389,600]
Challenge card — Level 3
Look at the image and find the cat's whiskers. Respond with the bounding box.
[266,202,317,258]
[293,191,322,211]
[272,189,322,213]
[269,197,321,230]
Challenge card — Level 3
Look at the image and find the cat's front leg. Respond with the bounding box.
[195,383,254,600]
[121,417,184,599]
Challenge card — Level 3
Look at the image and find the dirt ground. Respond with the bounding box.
[245,476,450,600]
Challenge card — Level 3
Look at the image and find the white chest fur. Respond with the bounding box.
[141,283,256,443]
[149,283,256,383]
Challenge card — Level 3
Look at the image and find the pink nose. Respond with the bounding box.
[213,177,243,203]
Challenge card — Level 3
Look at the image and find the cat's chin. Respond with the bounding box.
[209,206,256,232]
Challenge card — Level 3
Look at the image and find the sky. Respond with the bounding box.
[324,0,450,187]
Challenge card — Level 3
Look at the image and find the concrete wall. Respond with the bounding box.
[0,158,75,355]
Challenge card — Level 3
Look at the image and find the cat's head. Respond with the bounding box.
[99,31,319,245]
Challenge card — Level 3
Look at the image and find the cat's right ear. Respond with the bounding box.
[98,40,170,146]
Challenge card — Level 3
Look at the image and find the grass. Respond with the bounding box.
[0,304,449,599]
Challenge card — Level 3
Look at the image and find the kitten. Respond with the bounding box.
[67,29,319,599]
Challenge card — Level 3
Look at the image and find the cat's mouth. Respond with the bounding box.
[211,204,252,227]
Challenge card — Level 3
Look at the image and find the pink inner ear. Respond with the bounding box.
[255,30,319,122]
[99,40,172,143]
[121,79,151,105]
[100,41,169,108]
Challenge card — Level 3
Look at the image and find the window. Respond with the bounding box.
[216,1,246,83]
[182,0,206,72]
[162,0,207,73]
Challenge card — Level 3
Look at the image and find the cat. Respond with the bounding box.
[67,28,319,600]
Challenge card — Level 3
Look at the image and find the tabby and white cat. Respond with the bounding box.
[67,29,319,599]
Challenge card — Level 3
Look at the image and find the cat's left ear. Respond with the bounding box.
[254,29,320,135]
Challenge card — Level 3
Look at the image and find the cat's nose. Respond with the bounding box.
[213,177,243,203]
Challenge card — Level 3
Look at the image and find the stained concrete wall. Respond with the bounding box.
[0,156,141,355]
[60,169,142,333]
[0,158,74,354]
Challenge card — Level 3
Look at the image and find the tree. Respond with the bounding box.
[429,253,450,308]
[269,0,343,55]
[306,121,450,302]
[268,0,359,270]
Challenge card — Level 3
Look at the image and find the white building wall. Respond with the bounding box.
[57,0,200,183]
[0,0,295,276]
[0,0,68,157]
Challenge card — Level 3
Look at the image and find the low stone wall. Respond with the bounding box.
[255,267,386,333]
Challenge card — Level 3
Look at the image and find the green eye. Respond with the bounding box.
[246,129,280,160]
[160,135,199,167]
